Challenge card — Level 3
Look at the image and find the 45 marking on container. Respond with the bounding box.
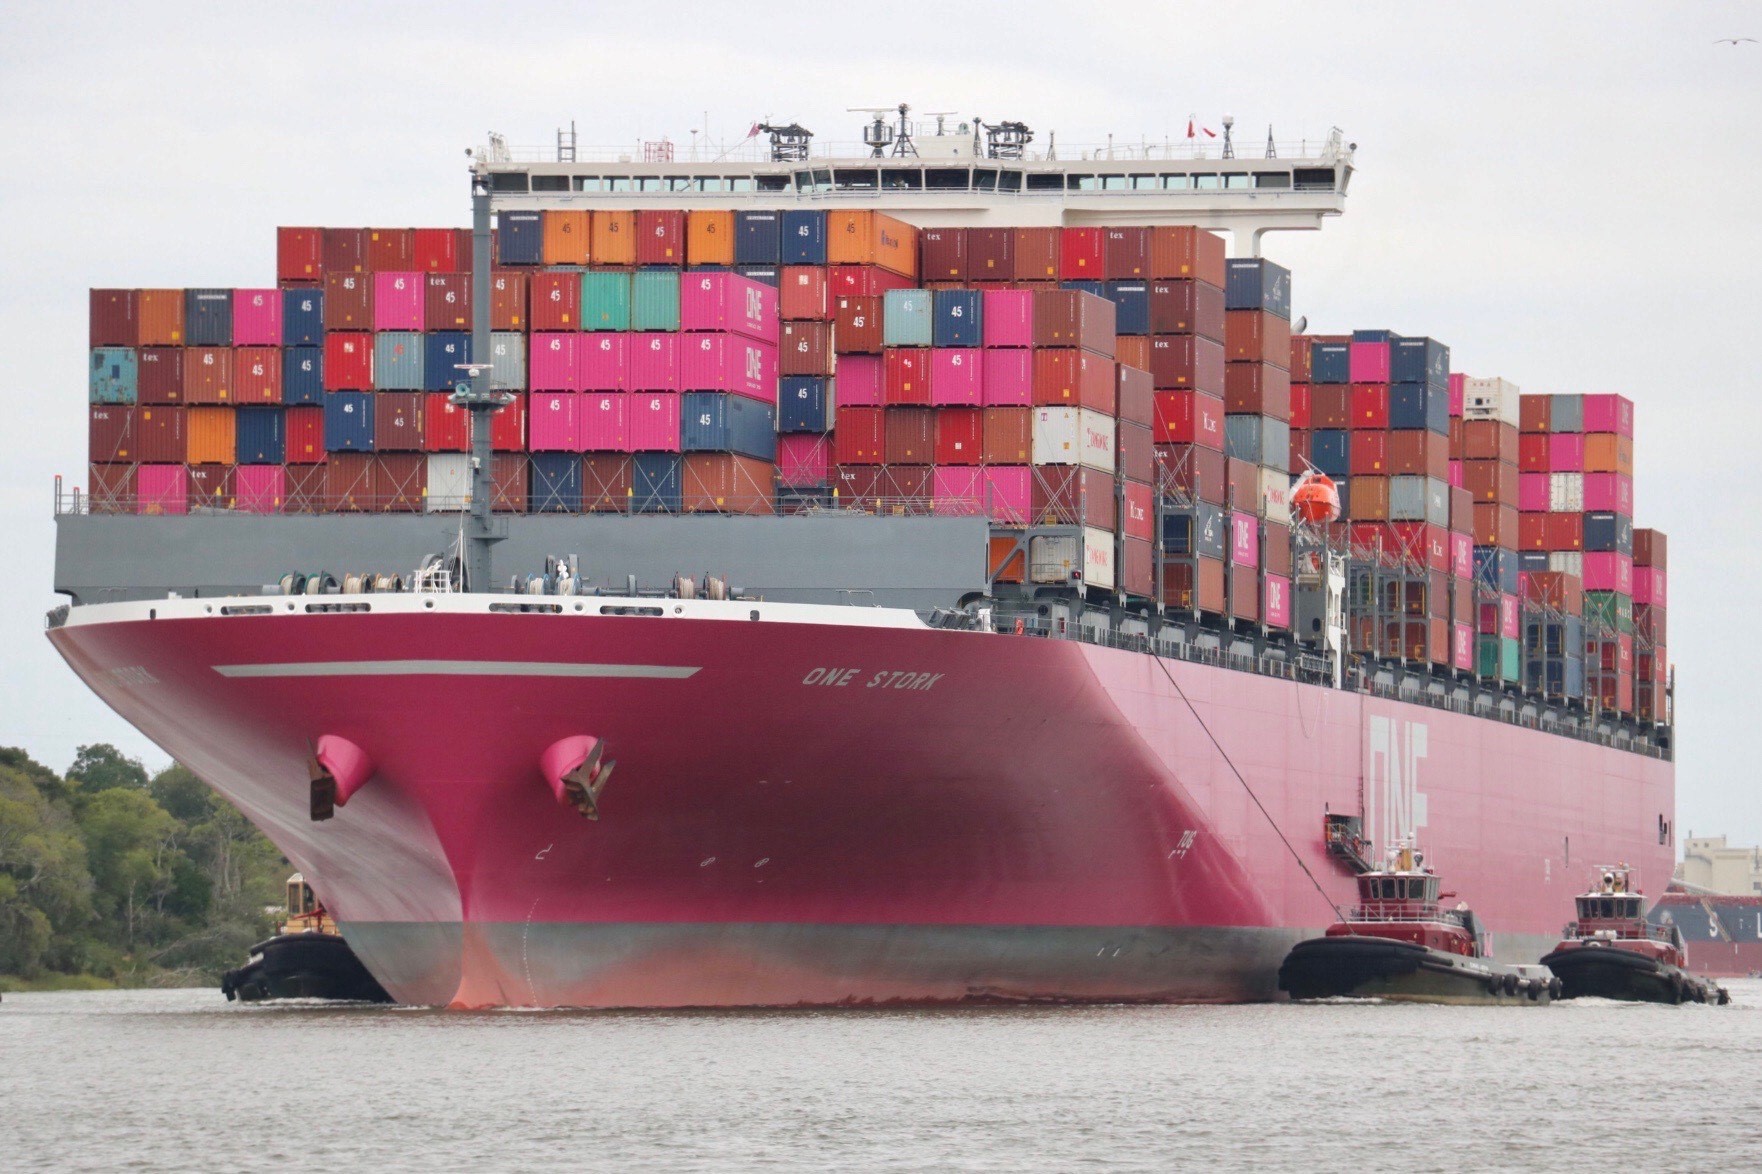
[105,665,160,688]
[800,667,945,691]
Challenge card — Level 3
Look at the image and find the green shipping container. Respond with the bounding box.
[1476,634,1521,682]
[1584,590,1634,634]
[581,271,632,332]
[630,269,681,332]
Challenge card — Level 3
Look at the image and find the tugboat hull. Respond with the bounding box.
[1540,944,1726,1005]
[1279,936,1554,1005]
[221,933,394,1003]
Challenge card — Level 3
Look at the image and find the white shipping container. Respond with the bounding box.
[1389,475,1428,521]
[1027,527,1117,590]
[1548,471,1584,513]
[1260,467,1292,524]
[1547,551,1583,579]
[1031,407,1117,474]
[1463,376,1521,426]
[426,454,471,512]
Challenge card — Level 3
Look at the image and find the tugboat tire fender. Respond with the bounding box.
[1549,977,1563,1000]
[1503,973,1519,996]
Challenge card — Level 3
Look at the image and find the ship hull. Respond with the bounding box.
[1277,935,1553,1005]
[221,932,393,1003]
[48,595,1674,1008]
[1540,944,1725,1004]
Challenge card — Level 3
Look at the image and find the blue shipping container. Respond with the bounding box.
[184,288,233,346]
[735,211,782,264]
[1352,328,1396,343]
[1474,546,1521,594]
[632,453,683,513]
[1102,281,1150,336]
[735,264,779,288]
[498,211,543,265]
[424,333,472,392]
[374,332,425,391]
[90,347,138,405]
[781,209,827,265]
[1310,429,1349,477]
[1310,342,1350,384]
[282,287,324,345]
[681,392,778,460]
[323,392,375,452]
[932,289,983,347]
[1517,551,1550,575]
[283,346,324,405]
[1388,382,1449,434]
[235,407,286,464]
[1391,336,1450,387]
[530,453,583,512]
[882,289,933,347]
[1223,259,1291,318]
[1059,279,1106,299]
[778,377,833,433]
[1583,511,1634,554]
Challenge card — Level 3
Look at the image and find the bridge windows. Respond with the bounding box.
[881,169,923,191]
[531,175,569,192]
[1026,173,1063,192]
[488,172,529,193]
[572,176,604,192]
[925,168,970,190]
[1294,167,1336,191]
[1223,174,1250,190]
[973,168,998,192]
[1253,172,1292,189]
[997,170,1022,192]
[1132,174,1158,190]
[834,168,879,191]
[1102,174,1130,191]
[755,175,789,192]
[1194,173,1221,190]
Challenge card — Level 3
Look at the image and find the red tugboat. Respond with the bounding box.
[1541,866,1729,1005]
[1279,844,1558,1004]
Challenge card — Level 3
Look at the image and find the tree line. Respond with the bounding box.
[0,744,286,989]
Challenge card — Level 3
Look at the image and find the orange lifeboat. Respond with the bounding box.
[1291,469,1341,525]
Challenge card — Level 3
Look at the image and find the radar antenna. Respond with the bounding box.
[757,121,813,163]
[849,104,918,157]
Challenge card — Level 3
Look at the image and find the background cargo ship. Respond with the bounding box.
[51,112,1676,1006]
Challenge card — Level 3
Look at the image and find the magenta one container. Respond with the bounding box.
[1581,393,1634,437]
[679,273,780,344]
[137,465,188,515]
[1582,472,1633,513]
[930,348,983,406]
[627,392,682,452]
[579,334,627,392]
[1448,459,1464,489]
[232,289,283,346]
[373,272,426,332]
[1450,532,1473,578]
[1348,341,1390,383]
[530,333,582,391]
[1518,472,1549,512]
[982,465,1031,523]
[681,333,778,403]
[836,354,883,406]
[932,467,985,516]
[1263,574,1291,628]
[981,349,1032,405]
[627,333,680,391]
[1547,433,1584,472]
[234,464,285,513]
[529,392,583,452]
[1633,566,1667,607]
[578,392,629,452]
[1581,552,1634,594]
[1447,372,1465,418]
[1452,621,1474,671]
[1230,511,1259,568]
[982,290,1034,348]
[777,433,831,487]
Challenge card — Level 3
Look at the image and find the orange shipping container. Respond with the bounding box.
[686,211,735,266]
[1011,228,1061,280]
[1582,432,1634,475]
[591,211,636,266]
[137,289,186,346]
[682,453,775,514]
[542,210,591,266]
[1149,227,1227,286]
[490,271,527,331]
[234,347,281,403]
[826,211,918,278]
[185,347,234,404]
[186,406,237,464]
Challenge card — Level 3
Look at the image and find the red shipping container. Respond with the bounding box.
[1351,384,1390,429]
[1032,349,1117,413]
[427,273,471,331]
[1012,227,1061,281]
[983,407,1032,464]
[1153,391,1225,449]
[324,271,372,330]
[883,349,929,405]
[1149,226,1227,285]
[1032,465,1116,529]
[1517,432,1549,472]
[233,347,282,404]
[413,228,462,272]
[90,290,138,347]
[490,271,527,331]
[367,228,415,272]
[529,272,581,331]
[780,267,831,320]
[374,453,427,512]
[1290,383,1311,430]
[374,392,425,452]
[184,347,233,404]
[322,228,367,275]
[1156,443,1228,505]
[285,406,325,462]
[283,463,326,511]
[1473,503,1519,548]
[884,407,937,464]
[1118,420,1153,483]
[919,229,965,281]
[425,394,469,452]
[1310,385,1351,429]
[834,295,883,353]
[484,393,526,452]
[277,228,323,284]
[935,407,985,465]
[1148,335,1225,393]
[89,406,133,463]
[1147,279,1226,339]
[1519,395,1551,433]
[967,228,1014,280]
[88,463,137,514]
[1033,290,1115,352]
[1289,335,1314,382]
[186,463,236,510]
[323,452,375,511]
[834,406,886,465]
[1351,430,1388,476]
[1224,310,1293,365]
[636,210,685,265]
[1103,227,1150,280]
[1224,362,1292,420]
[781,321,833,376]
[137,348,183,404]
[584,453,634,510]
[1118,365,1154,426]
[1545,512,1584,552]
[826,264,915,299]
[324,333,373,391]
[1634,528,1667,569]
[1123,480,1153,540]
[133,406,185,463]
[1389,430,1450,480]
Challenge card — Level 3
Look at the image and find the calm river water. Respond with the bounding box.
[4,982,1759,1171]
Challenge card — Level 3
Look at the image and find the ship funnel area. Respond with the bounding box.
[541,735,616,821]
[308,735,374,821]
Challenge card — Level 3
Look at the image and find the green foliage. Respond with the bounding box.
[0,745,287,986]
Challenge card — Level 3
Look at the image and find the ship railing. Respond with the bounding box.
[1344,904,1467,928]
[1562,921,1676,945]
[478,137,1347,168]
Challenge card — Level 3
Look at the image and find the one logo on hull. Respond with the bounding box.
[1365,715,1429,850]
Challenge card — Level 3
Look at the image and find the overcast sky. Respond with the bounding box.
[2,2,1758,848]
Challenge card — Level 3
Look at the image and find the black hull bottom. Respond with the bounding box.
[1279,936,1555,1005]
[1541,945,1728,1005]
[221,932,393,1003]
